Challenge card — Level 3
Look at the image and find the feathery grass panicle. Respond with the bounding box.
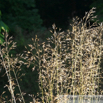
[36,7,103,102]
[1,7,103,103]
[0,32,25,103]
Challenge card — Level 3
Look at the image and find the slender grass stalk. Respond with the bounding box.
[14,7,103,103]
[0,35,16,103]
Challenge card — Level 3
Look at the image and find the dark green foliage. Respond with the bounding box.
[0,11,9,44]
[20,65,39,97]
[0,0,42,33]
[90,0,103,22]
[0,0,43,56]
[35,0,92,29]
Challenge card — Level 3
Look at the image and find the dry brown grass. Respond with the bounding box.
[0,7,103,103]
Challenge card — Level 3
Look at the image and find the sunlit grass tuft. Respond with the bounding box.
[0,7,103,103]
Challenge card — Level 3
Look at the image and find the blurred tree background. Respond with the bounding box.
[0,0,103,102]
[35,0,93,29]
[0,0,42,32]
[90,0,103,22]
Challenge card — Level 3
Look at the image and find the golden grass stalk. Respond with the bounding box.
[1,7,103,103]
[33,7,103,102]
[0,31,25,103]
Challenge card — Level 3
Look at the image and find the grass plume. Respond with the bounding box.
[0,7,103,103]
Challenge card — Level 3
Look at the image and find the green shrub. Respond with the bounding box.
[0,0,42,34]
[0,10,9,44]
[90,0,103,22]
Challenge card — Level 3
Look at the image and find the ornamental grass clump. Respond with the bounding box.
[0,31,25,103]
[1,7,103,103]
[26,7,103,103]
